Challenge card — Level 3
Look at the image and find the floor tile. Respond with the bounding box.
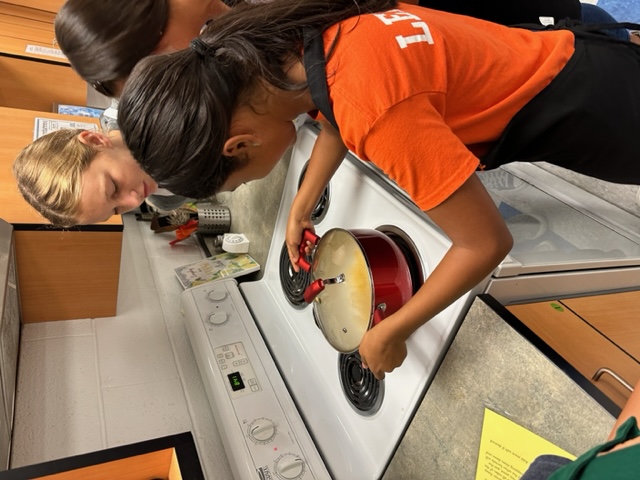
[95,288,178,388]
[101,378,192,447]
[120,215,156,291]
[11,336,104,467]
[192,434,234,480]
[20,319,94,341]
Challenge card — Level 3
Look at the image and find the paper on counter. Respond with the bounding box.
[33,117,98,140]
[174,252,260,289]
[475,407,576,480]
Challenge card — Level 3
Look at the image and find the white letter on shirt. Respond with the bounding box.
[374,9,421,25]
[396,21,434,48]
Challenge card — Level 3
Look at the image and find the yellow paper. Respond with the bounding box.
[475,407,576,480]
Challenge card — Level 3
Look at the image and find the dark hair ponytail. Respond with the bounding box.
[55,0,168,96]
[118,0,397,199]
[119,48,245,198]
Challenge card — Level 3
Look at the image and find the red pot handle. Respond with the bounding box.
[303,279,325,303]
[296,229,320,272]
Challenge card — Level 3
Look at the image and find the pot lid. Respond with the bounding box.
[312,228,373,353]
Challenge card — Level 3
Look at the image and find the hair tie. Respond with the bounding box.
[190,38,210,57]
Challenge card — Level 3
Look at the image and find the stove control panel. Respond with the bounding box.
[181,279,331,480]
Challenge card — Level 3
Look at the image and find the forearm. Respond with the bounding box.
[357,173,511,378]
[388,240,506,342]
[292,121,347,218]
[358,231,510,379]
[390,173,511,340]
[609,378,640,441]
[286,121,348,266]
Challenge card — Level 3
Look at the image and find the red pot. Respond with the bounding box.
[297,228,413,353]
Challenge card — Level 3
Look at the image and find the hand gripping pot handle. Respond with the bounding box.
[296,229,325,303]
[296,229,320,272]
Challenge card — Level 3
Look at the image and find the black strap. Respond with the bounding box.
[576,21,640,31]
[518,18,640,42]
[303,27,340,131]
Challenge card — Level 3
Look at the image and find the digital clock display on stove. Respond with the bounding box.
[228,372,245,391]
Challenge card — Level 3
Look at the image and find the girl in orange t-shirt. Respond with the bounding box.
[115,0,640,380]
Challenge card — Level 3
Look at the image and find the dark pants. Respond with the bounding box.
[519,455,573,480]
[418,0,581,27]
[481,34,640,186]
[581,3,630,41]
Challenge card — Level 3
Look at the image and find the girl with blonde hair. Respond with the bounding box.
[13,129,157,227]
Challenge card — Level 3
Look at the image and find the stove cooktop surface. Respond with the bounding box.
[240,124,478,479]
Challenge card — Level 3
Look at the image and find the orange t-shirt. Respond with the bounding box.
[316,4,575,210]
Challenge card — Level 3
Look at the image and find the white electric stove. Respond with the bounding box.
[182,122,640,480]
[183,123,480,480]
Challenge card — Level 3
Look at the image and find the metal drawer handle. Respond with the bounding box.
[592,367,634,392]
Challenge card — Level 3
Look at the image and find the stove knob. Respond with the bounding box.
[207,290,227,302]
[274,453,305,479]
[207,312,228,325]
[248,418,277,443]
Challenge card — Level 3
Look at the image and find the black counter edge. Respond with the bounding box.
[478,293,622,418]
[0,431,205,479]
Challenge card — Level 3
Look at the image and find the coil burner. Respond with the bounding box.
[279,243,312,307]
[339,351,383,415]
[298,162,330,224]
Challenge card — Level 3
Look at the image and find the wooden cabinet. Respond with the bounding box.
[0,0,64,13]
[507,290,640,409]
[0,2,60,60]
[0,56,87,111]
[0,106,123,323]
[0,2,87,111]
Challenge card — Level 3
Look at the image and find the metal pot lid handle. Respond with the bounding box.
[303,273,346,303]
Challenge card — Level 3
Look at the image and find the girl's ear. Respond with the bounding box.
[223,134,261,156]
[77,130,112,148]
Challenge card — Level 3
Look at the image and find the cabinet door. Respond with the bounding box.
[0,2,64,62]
[507,300,640,408]
[0,2,83,111]
[14,229,122,322]
[0,56,86,111]
[562,291,640,361]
